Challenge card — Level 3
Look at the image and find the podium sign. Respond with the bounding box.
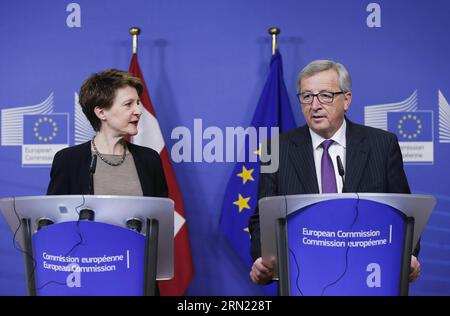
[259,193,436,296]
[287,199,405,296]
[0,195,175,296]
[34,221,145,295]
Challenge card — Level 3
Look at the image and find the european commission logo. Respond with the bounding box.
[22,114,69,165]
[24,115,68,144]
[1,93,70,166]
[387,111,433,163]
[364,90,437,164]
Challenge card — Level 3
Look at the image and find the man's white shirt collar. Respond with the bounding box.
[309,119,347,149]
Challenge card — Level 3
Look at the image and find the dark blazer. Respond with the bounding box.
[249,119,416,261]
[47,141,168,198]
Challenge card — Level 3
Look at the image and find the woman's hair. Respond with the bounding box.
[79,69,143,131]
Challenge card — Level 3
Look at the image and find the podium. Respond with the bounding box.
[0,195,174,296]
[259,193,436,296]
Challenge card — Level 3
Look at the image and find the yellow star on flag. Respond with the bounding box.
[233,194,251,213]
[237,165,255,184]
[254,143,262,157]
[243,227,251,238]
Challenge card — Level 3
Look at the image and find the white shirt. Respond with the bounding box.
[309,120,347,193]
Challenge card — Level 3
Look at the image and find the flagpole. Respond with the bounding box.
[268,27,280,55]
[129,27,141,54]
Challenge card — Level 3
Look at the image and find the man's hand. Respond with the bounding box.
[409,255,421,283]
[249,257,275,285]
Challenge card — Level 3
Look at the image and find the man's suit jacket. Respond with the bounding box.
[249,119,414,261]
[47,140,168,198]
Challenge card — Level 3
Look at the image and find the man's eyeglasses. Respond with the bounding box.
[297,91,345,104]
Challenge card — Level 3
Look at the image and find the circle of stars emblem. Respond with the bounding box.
[34,117,58,142]
[397,114,422,140]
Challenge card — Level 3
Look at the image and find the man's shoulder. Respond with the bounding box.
[348,120,397,141]
[272,120,398,147]
[278,125,309,144]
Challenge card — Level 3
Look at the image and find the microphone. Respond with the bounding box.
[88,154,97,195]
[79,209,95,221]
[126,218,143,233]
[81,154,97,221]
[336,155,346,193]
[89,154,97,174]
[37,217,54,231]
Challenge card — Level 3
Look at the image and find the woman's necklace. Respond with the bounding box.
[91,137,127,167]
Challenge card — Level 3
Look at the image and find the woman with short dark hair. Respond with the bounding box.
[47,69,168,198]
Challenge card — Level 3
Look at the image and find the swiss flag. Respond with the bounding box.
[129,53,194,295]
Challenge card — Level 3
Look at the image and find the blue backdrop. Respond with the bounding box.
[0,0,449,295]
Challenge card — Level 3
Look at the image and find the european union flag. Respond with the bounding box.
[219,50,296,292]
[387,111,432,142]
[23,114,69,144]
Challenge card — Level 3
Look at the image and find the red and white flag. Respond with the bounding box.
[129,53,194,295]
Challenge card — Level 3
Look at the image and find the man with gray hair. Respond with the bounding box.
[248,59,420,286]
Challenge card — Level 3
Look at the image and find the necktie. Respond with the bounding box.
[321,139,337,193]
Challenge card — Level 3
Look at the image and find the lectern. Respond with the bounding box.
[259,193,435,296]
[0,195,174,296]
